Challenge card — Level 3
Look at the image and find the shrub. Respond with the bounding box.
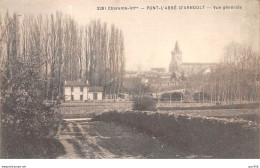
[1,61,63,158]
[133,96,157,111]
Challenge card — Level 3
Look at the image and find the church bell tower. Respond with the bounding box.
[169,41,182,73]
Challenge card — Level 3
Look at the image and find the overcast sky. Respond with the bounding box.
[0,0,259,71]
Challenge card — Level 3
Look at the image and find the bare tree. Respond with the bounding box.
[208,42,259,103]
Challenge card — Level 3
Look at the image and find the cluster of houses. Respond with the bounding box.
[64,41,216,102]
[124,41,216,91]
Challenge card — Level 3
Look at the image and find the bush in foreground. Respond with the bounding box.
[133,96,157,111]
[1,62,65,158]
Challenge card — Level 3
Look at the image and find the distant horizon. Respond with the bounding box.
[125,61,218,73]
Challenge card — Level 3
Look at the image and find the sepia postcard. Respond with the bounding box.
[0,0,259,167]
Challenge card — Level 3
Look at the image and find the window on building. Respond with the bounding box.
[93,93,98,100]
[71,87,73,92]
[80,95,83,101]
[71,95,74,101]
[80,87,83,92]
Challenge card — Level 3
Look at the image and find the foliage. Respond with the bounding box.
[207,42,259,102]
[133,96,157,111]
[184,42,259,103]
[2,60,62,137]
[0,11,126,158]
[0,12,125,100]
[85,21,125,97]
[1,60,63,158]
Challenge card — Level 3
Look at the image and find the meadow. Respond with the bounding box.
[59,101,259,158]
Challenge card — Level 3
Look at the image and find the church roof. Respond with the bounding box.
[173,41,181,54]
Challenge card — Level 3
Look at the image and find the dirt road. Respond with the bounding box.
[57,119,209,159]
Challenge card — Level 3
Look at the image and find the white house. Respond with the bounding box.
[88,86,103,100]
[64,81,103,101]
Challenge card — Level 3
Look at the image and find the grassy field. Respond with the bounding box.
[60,101,133,118]
[60,101,259,123]
[58,101,259,158]
[158,102,259,110]
[158,102,259,123]
[94,111,259,158]
[158,109,259,122]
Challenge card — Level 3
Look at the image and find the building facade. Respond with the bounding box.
[64,81,103,101]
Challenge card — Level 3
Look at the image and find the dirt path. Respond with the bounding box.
[57,119,210,159]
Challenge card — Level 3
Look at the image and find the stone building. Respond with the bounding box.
[169,41,182,74]
[169,41,216,76]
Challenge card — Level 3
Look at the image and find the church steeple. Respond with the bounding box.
[173,41,181,54]
[169,41,182,73]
